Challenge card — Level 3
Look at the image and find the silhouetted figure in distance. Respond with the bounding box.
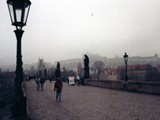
[40,78,45,90]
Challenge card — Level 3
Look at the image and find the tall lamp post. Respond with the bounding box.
[123,52,129,81]
[7,0,31,118]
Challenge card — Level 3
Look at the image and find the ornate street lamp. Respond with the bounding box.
[123,52,129,81]
[7,0,31,29]
[7,0,31,118]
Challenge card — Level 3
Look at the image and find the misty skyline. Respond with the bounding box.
[1,0,160,66]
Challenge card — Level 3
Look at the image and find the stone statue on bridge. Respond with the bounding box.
[84,54,90,79]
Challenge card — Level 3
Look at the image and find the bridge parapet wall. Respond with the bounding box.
[84,80,160,95]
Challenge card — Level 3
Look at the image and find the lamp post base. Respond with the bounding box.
[12,95,27,118]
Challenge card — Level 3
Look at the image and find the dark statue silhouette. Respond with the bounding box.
[55,62,61,79]
[84,54,90,79]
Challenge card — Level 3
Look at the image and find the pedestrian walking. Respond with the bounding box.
[54,78,63,102]
[76,75,80,86]
[35,78,40,90]
[40,78,45,90]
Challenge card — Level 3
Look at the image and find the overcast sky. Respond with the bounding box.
[0,0,160,66]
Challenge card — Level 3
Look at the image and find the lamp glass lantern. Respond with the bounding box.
[123,52,128,62]
[7,0,31,29]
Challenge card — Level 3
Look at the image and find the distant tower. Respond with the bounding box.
[154,53,159,58]
[37,58,46,77]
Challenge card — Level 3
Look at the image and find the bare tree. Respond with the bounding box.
[77,62,83,77]
[93,61,105,79]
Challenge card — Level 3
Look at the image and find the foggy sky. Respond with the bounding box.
[1,0,160,66]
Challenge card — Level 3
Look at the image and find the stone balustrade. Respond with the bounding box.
[84,80,160,95]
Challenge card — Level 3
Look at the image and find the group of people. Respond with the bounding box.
[35,78,63,102]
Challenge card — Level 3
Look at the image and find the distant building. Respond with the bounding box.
[127,64,160,82]
[105,53,160,67]
[127,64,150,81]
[106,66,119,81]
[90,67,97,80]
[91,66,119,80]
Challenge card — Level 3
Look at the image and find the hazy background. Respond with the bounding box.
[0,0,160,66]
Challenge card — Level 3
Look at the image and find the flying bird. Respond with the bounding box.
[91,13,94,16]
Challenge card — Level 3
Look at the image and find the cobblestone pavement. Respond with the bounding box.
[25,80,160,120]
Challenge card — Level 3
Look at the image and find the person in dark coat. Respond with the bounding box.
[40,78,45,90]
[54,78,63,102]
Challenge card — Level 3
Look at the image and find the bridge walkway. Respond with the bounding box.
[25,80,160,120]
